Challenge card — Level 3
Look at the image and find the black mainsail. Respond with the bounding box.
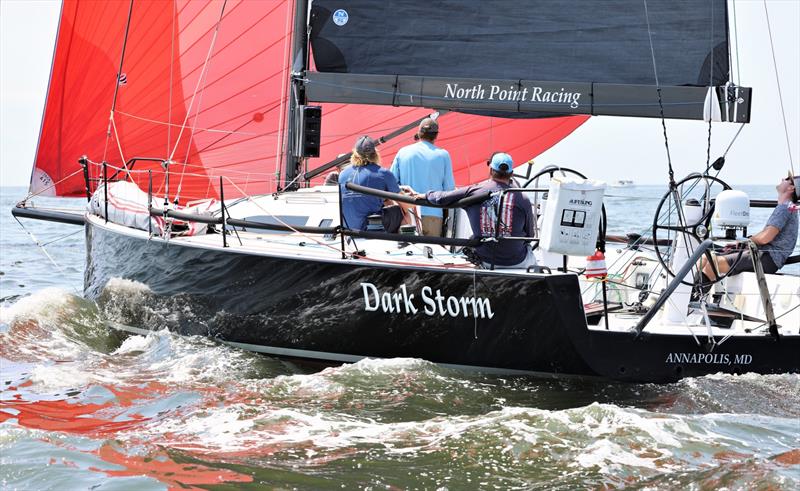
[304,0,750,122]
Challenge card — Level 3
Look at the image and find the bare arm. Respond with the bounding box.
[750,225,780,246]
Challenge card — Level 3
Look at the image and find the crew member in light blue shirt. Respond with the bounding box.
[390,117,455,236]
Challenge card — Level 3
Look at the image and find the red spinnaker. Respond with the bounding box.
[31,0,587,200]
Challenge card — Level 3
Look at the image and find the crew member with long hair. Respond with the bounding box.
[339,135,404,232]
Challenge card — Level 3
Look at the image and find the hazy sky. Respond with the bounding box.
[1,0,798,188]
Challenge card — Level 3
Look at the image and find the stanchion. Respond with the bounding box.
[601,279,610,330]
[337,180,346,259]
[79,156,91,201]
[103,162,108,223]
[163,160,170,207]
[220,176,228,248]
[147,170,153,237]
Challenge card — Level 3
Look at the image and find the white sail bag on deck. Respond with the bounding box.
[88,181,165,234]
[539,177,606,256]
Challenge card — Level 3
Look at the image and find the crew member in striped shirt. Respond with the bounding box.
[420,153,536,269]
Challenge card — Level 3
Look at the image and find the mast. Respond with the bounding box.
[282,0,310,191]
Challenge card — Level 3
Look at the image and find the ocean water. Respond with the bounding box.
[1,184,798,490]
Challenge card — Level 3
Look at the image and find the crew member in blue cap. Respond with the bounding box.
[339,135,404,232]
[420,152,536,268]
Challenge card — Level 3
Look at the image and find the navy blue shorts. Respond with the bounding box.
[723,250,778,275]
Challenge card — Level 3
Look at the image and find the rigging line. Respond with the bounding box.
[731,0,741,84]
[176,29,219,203]
[223,177,472,268]
[40,229,84,247]
[115,110,262,136]
[722,123,746,158]
[705,120,713,172]
[175,3,256,201]
[103,0,135,164]
[753,303,799,333]
[642,0,674,184]
[21,168,85,202]
[115,159,278,178]
[193,100,284,154]
[223,177,348,257]
[168,0,228,164]
[709,0,715,87]
[12,216,81,296]
[762,0,795,172]
[167,0,176,157]
[473,267,478,339]
[110,119,129,179]
[274,5,294,186]
[705,0,715,171]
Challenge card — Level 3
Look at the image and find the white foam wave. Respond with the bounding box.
[0,288,110,364]
[125,397,799,481]
[0,288,79,326]
[109,329,264,384]
[331,357,436,375]
[103,277,153,295]
[236,356,467,415]
[575,439,659,471]
[147,404,258,450]
[113,331,165,355]
[28,362,94,390]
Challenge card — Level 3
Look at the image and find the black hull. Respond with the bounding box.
[567,327,799,383]
[85,220,594,376]
[85,220,799,382]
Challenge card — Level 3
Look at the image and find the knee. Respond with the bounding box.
[716,256,730,273]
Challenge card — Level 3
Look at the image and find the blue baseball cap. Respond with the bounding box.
[489,152,513,173]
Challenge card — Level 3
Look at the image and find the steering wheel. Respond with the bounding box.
[652,173,746,287]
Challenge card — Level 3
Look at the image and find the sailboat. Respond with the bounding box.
[13,0,799,382]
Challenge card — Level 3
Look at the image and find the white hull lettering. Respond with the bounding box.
[361,282,380,311]
[665,352,752,365]
[381,292,395,313]
[364,282,494,319]
[421,286,437,316]
[400,284,418,314]
[474,297,494,319]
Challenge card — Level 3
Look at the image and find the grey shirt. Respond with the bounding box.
[762,202,799,267]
